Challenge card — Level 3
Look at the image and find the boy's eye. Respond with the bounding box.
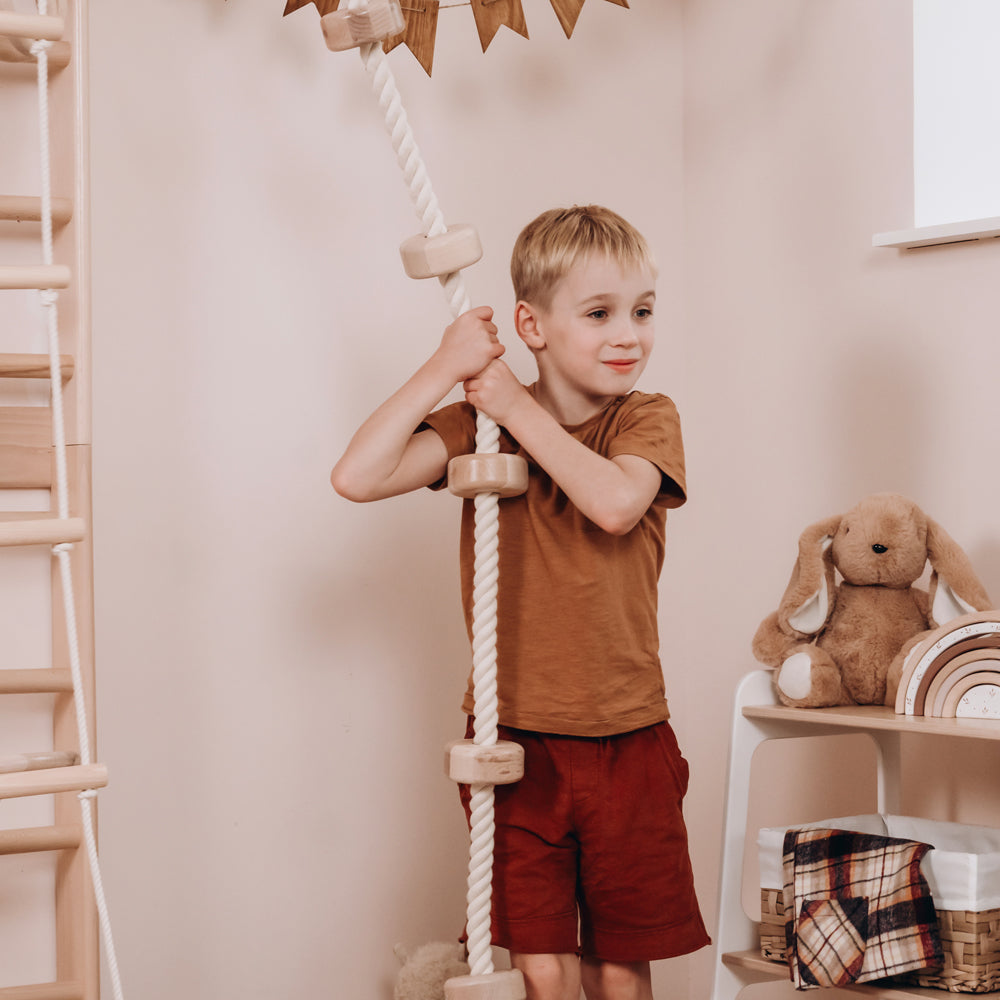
[587,309,608,320]
[635,307,653,319]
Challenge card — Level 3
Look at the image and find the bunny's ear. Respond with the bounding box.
[926,518,992,627]
[777,515,841,637]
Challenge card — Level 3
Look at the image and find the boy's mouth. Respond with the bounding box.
[603,359,639,372]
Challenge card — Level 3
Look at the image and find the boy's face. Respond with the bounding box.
[519,253,656,412]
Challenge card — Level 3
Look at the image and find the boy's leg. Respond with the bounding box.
[580,958,652,1000]
[575,723,709,990]
[459,725,584,977]
[511,952,581,1000]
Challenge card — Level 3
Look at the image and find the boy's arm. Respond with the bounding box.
[512,405,662,535]
[464,362,663,535]
[331,307,503,502]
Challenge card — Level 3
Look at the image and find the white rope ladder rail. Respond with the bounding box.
[31,5,125,998]
[338,3,527,995]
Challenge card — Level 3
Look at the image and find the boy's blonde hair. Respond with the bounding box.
[510,205,656,309]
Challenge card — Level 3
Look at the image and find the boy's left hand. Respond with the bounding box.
[463,360,530,426]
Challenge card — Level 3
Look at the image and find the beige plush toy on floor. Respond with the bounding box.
[753,493,992,708]
[393,942,470,1000]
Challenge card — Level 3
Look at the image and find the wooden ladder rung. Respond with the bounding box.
[0,668,73,694]
[0,763,107,800]
[0,196,73,226]
[0,264,71,290]
[0,983,83,1000]
[0,750,79,775]
[0,11,64,42]
[0,38,71,70]
[0,517,86,548]
[0,824,81,856]
[0,352,74,381]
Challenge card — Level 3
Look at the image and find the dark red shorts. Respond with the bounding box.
[460,720,710,963]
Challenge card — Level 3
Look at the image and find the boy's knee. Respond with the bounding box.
[580,958,652,1000]
[511,952,581,1000]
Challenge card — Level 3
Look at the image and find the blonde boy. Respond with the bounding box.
[332,206,708,1000]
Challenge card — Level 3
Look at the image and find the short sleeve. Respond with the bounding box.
[606,394,687,508]
[418,401,478,491]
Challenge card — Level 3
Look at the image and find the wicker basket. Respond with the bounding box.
[759,887,1000,993]
[758,814,1000,992]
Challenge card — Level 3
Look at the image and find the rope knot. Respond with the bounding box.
[52,542,74,555]
[39,289,58,308]
[78,788,98,801]
[30,38,53,58]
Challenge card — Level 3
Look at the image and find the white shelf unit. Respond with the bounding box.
[712,670,1000,1000]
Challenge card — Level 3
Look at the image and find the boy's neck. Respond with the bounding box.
[530,378,619,427]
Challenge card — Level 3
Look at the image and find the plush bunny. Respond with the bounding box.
[393,941,470,1000]
[753,493,992,708]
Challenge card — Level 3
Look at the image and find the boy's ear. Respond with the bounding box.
[514,300,545,350]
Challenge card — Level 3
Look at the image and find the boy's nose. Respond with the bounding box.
[611,322,640,347]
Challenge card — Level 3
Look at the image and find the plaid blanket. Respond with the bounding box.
[782,828,943,989]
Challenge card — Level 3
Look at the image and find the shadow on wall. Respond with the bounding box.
[970,537,1000,610]
[297,490,475,969]
[303,488,466,668]
[830,321,1000,603]
[684,0,830,137]
[830,327,931,505]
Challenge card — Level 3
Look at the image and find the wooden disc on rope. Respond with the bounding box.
[448,454,528,499]
[399,223,483,279]
[445,739,524,785]
[445,969,527,1000]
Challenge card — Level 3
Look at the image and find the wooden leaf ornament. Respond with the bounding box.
[470,0,528,53]
[383,0,439,76]
[548,0,628,39]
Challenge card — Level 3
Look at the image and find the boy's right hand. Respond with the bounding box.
[435,306,505,384]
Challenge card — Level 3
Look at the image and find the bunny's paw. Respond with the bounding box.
[774,646,847,708]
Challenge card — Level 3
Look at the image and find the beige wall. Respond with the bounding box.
[68,1,1000,998]
[87,2,686,998]
[680,1,1000,997]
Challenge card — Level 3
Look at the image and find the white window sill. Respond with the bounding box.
[873,216,1000,249]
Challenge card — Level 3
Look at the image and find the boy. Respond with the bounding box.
[332,206,709,1000]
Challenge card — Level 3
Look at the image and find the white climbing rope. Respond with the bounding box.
[349,12,503,977]
[32,6,125,997]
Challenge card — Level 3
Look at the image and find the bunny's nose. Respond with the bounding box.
[872,543,888,554]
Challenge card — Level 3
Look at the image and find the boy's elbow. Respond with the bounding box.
[592,489,654,535]
[592,475,659,534]
[330,464,374,503]
[592,505,643,536]
[601,515,641,536]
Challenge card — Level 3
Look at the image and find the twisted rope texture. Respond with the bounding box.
[353,27,502,977]
[33,12,125,998]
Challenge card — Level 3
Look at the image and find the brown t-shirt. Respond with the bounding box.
[421,390,686,737]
